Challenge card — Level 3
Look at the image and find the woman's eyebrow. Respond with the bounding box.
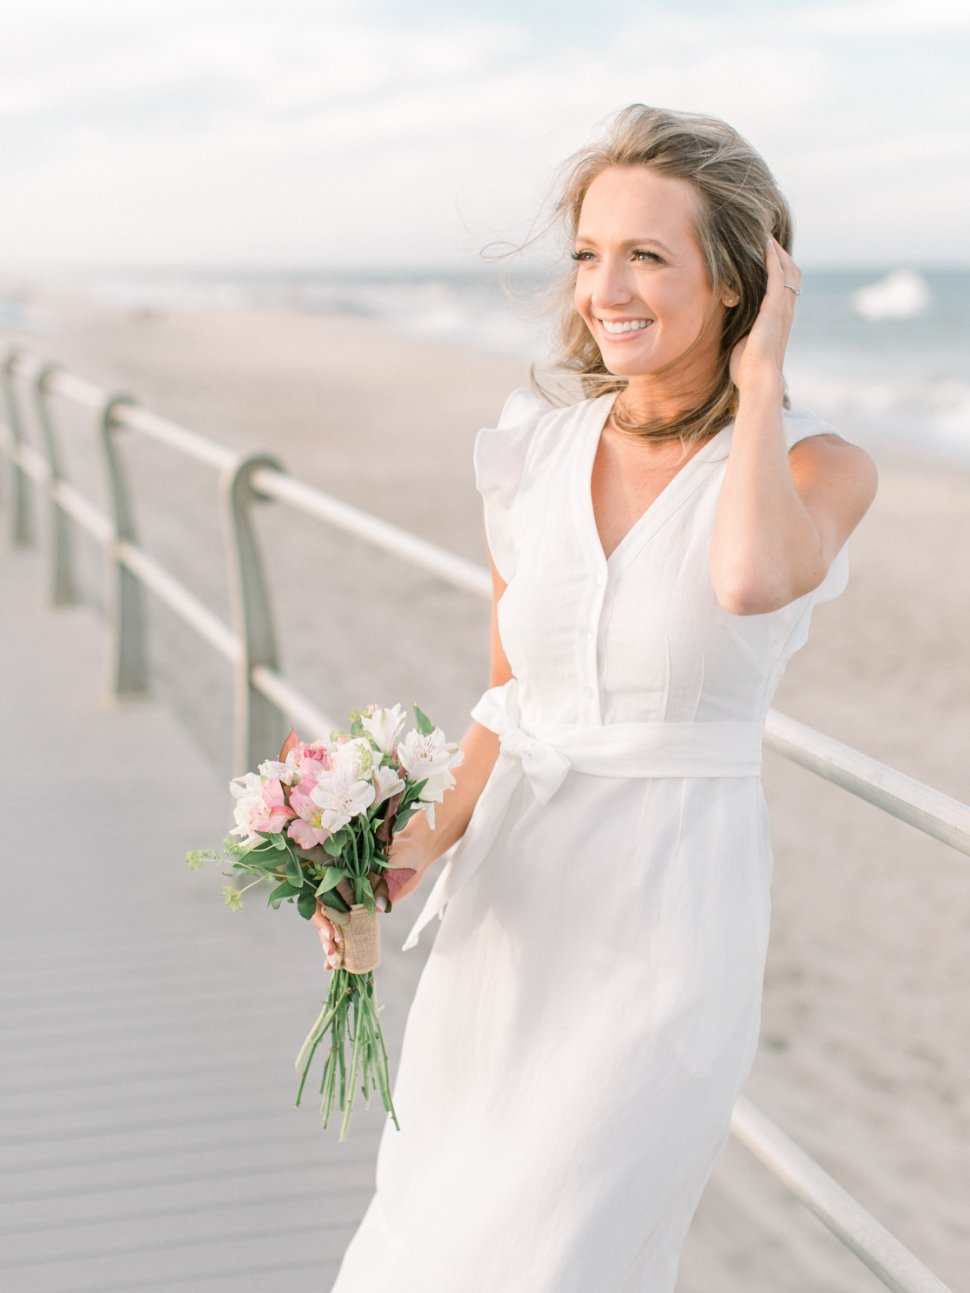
[574,234,675,254]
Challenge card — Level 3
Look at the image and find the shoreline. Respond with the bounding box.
[2,294,967,1289]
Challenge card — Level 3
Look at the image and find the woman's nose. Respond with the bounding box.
[591,257,634,309]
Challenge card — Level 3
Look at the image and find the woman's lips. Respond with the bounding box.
[597,317,653,339]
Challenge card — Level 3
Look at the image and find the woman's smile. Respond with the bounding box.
[596,317,653,337]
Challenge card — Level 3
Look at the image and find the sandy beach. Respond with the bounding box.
[3,292,967,1290]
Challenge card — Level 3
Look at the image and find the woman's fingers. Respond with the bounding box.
[769,235,801,295]
[732,237,800,389]
[321,920,342,971]
[312,904,342,970]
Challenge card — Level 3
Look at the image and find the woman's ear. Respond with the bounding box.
[721,286,740,308]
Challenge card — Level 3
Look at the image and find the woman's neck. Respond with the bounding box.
[618,350,721,425]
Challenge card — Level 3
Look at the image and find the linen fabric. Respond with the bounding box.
[329,389,849,1293]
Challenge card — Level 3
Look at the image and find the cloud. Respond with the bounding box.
[3,1,968,269]
[786,0,970,36]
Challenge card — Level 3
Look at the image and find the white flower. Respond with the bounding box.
[230,770,261,797]
[309,766,376,832]
[330,737,376,779]
[372,763,406,808]
[228,772,263,848]
[258,758,300,786]
[396,728,463,785]
[418,767,458,804]
[360,704,407,755]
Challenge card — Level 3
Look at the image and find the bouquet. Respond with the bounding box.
[187,703,463,1139]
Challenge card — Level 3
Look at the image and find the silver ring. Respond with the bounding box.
[784,284,802,296]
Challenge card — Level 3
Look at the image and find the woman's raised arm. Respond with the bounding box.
[709,238,878,614]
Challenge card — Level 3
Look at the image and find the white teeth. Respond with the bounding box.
[600,318,651,334]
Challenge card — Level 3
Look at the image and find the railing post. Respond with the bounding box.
[221,452,288,774]
[1,350,34,547]
[32,362,77,605]
[98,392,150,697]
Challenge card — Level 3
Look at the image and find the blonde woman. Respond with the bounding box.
[318,105,877,1292]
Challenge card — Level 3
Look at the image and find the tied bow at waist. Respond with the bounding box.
[401,679,763,951]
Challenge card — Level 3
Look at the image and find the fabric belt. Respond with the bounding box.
[401,679,763,951]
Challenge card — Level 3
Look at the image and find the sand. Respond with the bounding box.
[3,293,967,1290]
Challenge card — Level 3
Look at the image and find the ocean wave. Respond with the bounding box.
[788,364,970,461]
[851,269,932,321]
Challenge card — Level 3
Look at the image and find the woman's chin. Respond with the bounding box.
[598,354,654,380]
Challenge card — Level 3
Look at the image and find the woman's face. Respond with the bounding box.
[573,165,732,385]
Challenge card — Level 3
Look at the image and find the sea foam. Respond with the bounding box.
[851,269,932,321]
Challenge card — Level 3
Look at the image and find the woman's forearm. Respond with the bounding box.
[708,375,826,614]
[396,720,501,866]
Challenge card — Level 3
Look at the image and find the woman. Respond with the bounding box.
[317,105,877,1292]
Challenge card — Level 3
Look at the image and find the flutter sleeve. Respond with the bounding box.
[472,387,553,584]
[782,408,850,605]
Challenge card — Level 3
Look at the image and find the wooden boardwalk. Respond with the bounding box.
[0,547,434,1292]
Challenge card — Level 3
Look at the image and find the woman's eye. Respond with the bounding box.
[570,250,595,262]
[632,249,662,263]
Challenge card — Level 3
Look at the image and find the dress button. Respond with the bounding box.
[586,630,595,641]
[595,574,606,587]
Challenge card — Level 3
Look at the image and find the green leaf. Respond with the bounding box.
[413,704,435,735]
[323,828,350,858]
[233,850,280,875]
[394,804,418,831]
[296,890,318,920]
[318,888,350,912]
[320,865,350,891]
[359,883,377,914]
[284,850,305,888]
[267,879,302,909]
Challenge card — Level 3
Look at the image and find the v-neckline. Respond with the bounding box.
[583,393,731,570]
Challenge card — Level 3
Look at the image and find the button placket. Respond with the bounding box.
[584,565,607,714]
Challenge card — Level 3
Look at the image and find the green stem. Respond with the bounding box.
[340,992,365,1141]
[293,967,399,1137]
[349,828,362,903]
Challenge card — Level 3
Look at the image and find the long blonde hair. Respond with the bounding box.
[538,104,793,445]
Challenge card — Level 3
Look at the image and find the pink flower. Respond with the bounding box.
[248,778,295,835]
[287,788,331,849]
[289,741,334,793]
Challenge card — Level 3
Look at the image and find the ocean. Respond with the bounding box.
[6,264,969,466]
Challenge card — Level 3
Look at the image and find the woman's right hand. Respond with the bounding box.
[311,831,433,971]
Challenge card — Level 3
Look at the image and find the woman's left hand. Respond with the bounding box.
[729,236,801,393]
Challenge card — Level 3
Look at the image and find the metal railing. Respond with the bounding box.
[0,345,963,1293]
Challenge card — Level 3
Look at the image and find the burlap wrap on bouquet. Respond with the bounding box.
[323,903,381,975]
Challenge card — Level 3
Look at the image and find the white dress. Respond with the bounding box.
[330,389,849,1293]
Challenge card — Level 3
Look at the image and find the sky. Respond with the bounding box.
[4,0,969,273]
